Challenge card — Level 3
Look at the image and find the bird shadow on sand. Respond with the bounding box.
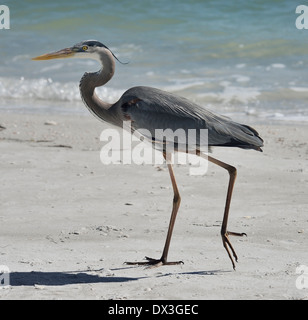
[8,270,146,287]
[8,267,228,287]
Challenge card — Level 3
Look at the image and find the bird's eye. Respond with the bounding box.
[82,46,88,51]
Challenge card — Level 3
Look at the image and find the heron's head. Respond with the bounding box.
[32,40,123,63]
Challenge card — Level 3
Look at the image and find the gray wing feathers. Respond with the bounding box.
[120,86,263,151]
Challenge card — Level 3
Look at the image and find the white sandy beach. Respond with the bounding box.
[0,111,307,300]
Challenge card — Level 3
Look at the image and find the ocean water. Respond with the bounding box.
[1,0,308,123]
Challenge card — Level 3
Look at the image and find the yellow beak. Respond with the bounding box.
[32,48,75,60]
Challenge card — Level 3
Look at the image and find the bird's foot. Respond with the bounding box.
[221,231,247,270]
[125,256,184,269]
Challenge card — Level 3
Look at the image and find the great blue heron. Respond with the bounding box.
[32,40,263,270]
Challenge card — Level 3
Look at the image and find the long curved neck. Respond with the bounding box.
[79,48,120,126]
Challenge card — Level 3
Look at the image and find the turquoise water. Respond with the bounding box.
[1,0,308,122]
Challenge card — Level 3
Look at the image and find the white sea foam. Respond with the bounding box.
[271,63,286,69]
[232,75,250,83]
[290,87,308,92]
[1,75,308,123]
[218,81,260,104]
[266,63,286,71]
[267,113,308,122]
[164,80,205,92]
[0,76,123,103]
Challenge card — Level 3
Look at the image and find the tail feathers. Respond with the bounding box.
[212,122,264,151]
[240,124,264,151]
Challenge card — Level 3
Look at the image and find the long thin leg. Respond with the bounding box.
[197,151,246,270]
[160,152,183,263]
[125,152,183,268]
